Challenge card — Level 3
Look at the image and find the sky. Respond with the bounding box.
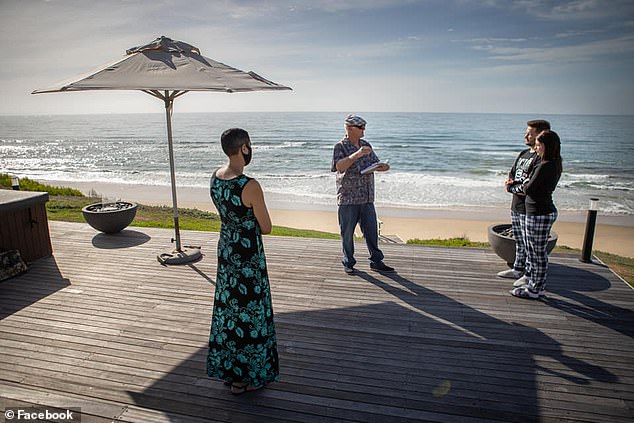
[1,0,633,115]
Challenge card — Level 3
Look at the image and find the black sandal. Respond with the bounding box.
[230,383,263,396]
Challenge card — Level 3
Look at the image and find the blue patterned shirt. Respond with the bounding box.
[331,137,380,206]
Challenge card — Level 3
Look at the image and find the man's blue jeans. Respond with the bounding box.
[338,203,384,267]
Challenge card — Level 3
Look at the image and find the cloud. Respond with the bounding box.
[147,0,422,17]
[508,0,634,20]
[271,0,420,13]
[555,29,605,38]
[456,0,634,21]
[485,35,634,63]
[456,37,531,44]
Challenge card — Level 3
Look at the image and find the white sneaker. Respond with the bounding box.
[509,286,541,299]
[512,284,545,297]
[497,269,523,279]
[513,275,529,287]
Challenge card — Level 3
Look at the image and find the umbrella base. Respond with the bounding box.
[157,246,202,265]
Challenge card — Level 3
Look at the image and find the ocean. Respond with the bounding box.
[1,112,633,214]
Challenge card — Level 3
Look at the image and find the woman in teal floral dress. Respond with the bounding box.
[207,128,279,395]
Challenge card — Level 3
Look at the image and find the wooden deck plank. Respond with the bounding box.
[1,221,632,422]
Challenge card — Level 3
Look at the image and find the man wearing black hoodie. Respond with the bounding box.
[497,119,551,284]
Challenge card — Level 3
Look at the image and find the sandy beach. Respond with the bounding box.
[44,179,634,258]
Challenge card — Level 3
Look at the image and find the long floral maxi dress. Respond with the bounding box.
[207,173,279,386]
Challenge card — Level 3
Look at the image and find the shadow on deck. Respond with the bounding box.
[1,221,632,422]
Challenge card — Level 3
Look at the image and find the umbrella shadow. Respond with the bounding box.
[187,263,215,286]
[0,256,71,320]
[91,229,151,249]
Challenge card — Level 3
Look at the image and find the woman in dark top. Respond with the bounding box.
[510,130,562,299]
[207,128,279,395]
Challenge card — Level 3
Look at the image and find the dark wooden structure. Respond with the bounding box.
[0,190,52,262]
[0,221,632,422]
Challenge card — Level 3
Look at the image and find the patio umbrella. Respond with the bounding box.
[33,36,291,265]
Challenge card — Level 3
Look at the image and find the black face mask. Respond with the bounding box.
[242,144,252,166]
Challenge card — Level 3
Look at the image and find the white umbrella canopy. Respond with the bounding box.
[33,36,292,265]
[33,36,291,93]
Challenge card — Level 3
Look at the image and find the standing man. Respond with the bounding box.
[498,119,551,283]
[331,114,394,275]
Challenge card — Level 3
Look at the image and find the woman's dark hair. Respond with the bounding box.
[220,128,250,156]
[537,130,562,176]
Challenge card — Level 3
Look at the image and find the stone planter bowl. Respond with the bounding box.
[488,223,558,268]
[82,202,138,234]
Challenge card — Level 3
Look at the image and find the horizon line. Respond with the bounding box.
[2,111,633,118]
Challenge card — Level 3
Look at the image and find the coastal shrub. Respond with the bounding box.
[0,174,11,188]
[0,173,84,196]
[20,178,85,196]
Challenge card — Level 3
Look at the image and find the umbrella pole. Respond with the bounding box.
[156,91,201,265]
[164,96,182,251]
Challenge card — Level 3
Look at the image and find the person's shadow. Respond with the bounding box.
[543,262,633,338]
[126,263,618,422]
[357,270,616,387]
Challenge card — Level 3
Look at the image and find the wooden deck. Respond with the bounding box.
[1,221,632,423]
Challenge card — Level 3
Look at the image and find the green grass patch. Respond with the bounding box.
[271,226,340,239]
[595,251,633,287]
[46,196,98,222]
[44,195,338,240]
[131,204,222,232]
[407,237,490,248]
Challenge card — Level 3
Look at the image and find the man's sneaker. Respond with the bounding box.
[370,261,395,273]
[509,286,544,299]
[513,275,529,287]
[497,269,523,279]
[343,265,356,275]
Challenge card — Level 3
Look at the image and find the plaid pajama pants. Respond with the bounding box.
[511,211,528,272]
[525,212,557,291]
